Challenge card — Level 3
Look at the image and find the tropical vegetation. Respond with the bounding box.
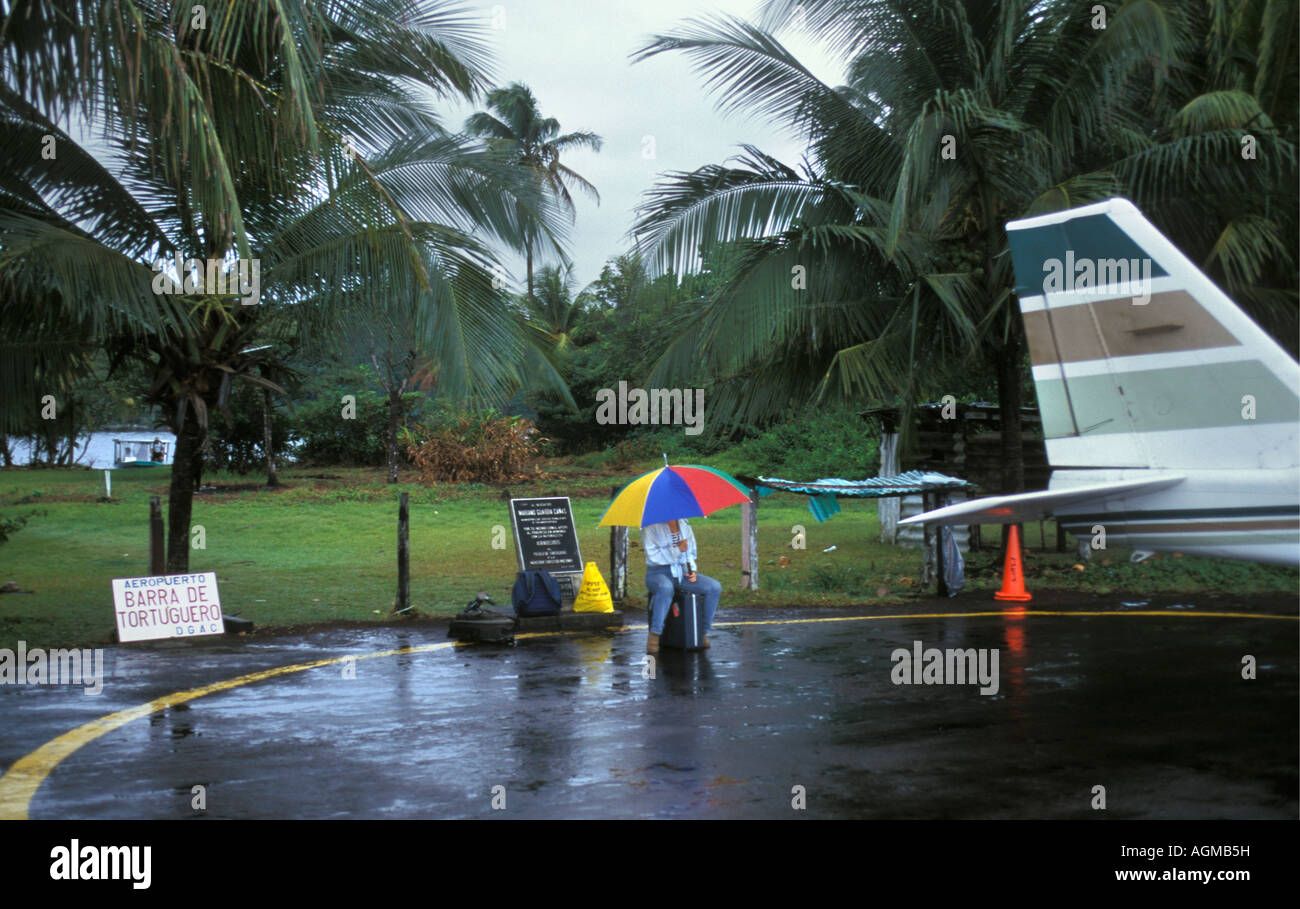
[0,1,575,568]
[630,0,1297,492]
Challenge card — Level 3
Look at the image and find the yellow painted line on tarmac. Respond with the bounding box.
[1,609,1294,819]
[623,609,1299,630]
[717,609,1299,626]
[0,628,620,819]
[0,641,448,820]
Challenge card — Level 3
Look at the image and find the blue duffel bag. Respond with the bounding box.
[511,570,562,617]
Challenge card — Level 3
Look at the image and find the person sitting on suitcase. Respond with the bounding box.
[642,517,722,654]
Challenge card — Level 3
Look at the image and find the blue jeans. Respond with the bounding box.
[646,564,721,635]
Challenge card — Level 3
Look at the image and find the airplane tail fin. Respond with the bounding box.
[1007,198,1298,471]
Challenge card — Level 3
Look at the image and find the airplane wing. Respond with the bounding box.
[899,475,1186,526]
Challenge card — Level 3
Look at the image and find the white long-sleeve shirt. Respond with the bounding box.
[642,519,698,582]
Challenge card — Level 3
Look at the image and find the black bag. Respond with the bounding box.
[941,525,965,597]
[512,570,562,617]
[660,591,705,651]
[449,594,516,644]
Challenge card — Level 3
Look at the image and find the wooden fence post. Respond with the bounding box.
[740,488,759,590]
[610,486,628,601]
[149,496,165,575]
[878,430,900,544]
[395,492,410,613]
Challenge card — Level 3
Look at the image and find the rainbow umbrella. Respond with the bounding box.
[598,464,753,527]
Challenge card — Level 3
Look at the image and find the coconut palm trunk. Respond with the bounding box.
[166,408,205,572]
[996,341,1025,495]
[386,387,402,484]
[262,387,279,488]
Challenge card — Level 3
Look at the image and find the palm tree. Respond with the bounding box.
[466,82,603,301]
[632,0,1296,493]
[0,1,569,569]
[527,264,586,351]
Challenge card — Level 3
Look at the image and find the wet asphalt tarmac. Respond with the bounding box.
[0,597,1295,819]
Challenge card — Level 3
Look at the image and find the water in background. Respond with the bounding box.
[5,430,177,470]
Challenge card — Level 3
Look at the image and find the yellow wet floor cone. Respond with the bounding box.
[573,561,614,613]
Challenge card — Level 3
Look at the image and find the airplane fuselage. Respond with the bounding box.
[1051,468,1300,567]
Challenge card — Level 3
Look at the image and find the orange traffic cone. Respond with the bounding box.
[994,524,1032,602]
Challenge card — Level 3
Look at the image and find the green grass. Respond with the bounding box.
[1,464,1295,648]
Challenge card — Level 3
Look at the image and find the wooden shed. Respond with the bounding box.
[862,403,1050,551]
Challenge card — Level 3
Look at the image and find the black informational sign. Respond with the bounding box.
[509,497,583,575]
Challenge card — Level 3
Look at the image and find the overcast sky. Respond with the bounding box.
[436,0,848,294]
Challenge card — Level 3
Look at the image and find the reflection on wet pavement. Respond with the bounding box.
[1,602,1295,819]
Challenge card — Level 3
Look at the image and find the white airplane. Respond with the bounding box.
[903,198,1300,568]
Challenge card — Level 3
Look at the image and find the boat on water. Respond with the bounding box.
[113,438,170,467]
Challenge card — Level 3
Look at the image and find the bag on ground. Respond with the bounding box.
[941,526,965,597]
[448,595,515,644]
[573,561,614,613]
[511,569,562,617]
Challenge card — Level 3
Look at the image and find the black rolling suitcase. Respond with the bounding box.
[660,591,705,651]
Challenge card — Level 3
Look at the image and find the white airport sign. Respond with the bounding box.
[111,572,224,642]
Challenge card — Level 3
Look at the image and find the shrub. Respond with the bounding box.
[0,508,43,543]
[610,433,666,468]
[594,426,731,470]
[715,406,881,479]
[205,382,295,474]
[401,410,544,484]
[289,389,423,466]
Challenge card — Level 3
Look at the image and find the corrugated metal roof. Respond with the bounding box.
[738,470,974,498]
